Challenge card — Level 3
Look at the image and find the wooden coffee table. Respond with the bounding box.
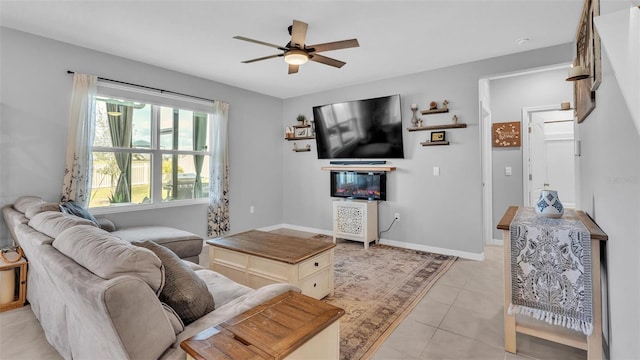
[207,230,336,299]
[181,290,344,359]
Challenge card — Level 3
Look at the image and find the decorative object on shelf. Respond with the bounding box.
[535,189,564,218]
[571,0,600,123]
[416,119,423,127]
[285,127,294,139]
[430,131,446,142]
[429,101,437,110]
[452,115,458,125]
[292,143,311,152]
[410,103,420,126]
[442,100,449,110]
[296,114,307,125]
[492,121,521,147]
[295,127,311,138]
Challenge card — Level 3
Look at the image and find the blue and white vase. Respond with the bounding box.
[535,189,564,218]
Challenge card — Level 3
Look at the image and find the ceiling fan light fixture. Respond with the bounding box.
[284,49,309,65]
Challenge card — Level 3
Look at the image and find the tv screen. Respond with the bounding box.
[313,95,404,159]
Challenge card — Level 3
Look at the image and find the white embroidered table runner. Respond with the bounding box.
[509,207,593,335]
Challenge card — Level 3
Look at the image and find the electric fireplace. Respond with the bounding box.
[330,171,386,201]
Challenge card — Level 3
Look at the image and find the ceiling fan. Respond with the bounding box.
[233,20,359,74]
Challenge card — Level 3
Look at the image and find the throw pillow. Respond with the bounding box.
[59,200,98,225]
[134,241,215,325]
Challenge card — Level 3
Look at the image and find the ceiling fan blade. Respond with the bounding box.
[309,39,359,53]
[309,54,346,68]
[233,36,287,51]
[241,54,282,63]
[288,64,300,74]
[290,20,308,47]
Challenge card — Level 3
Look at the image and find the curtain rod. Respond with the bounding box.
[66,70,216,103]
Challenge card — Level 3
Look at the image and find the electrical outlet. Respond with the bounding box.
[394,212,400,221]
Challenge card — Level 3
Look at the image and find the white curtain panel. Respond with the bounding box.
[61,73,97,207]
[207,101,230,237]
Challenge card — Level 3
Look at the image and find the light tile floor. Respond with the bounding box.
[371,245,587,360]
[0,237,588,360]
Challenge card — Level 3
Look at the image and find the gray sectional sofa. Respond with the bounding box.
[2,196,299,360]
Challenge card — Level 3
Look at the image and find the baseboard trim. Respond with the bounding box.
[487,238,504,246]
[380,238,485,261]
[271,224,484,261]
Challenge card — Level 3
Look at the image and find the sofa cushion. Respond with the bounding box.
[14,196,46,213]
[134,241,214,325]
[25,203,60,219]
[53,225,164,293]
[112,226,203,259]
[29,211,97,239]
[59,200,98,225]
[95,218,117,232]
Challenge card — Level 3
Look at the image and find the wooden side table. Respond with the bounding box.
[181,290,344,360]
[0,252,27,312]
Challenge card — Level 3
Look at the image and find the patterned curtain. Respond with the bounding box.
[207,101,230,237]
[61,73,97,206]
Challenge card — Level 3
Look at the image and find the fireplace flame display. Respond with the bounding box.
[330,171,386,201]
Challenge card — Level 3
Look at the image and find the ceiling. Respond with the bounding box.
[0,1,599,99]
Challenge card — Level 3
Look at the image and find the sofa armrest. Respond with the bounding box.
[104,276,176,360]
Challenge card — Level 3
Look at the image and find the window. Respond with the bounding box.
[90,92,212,209]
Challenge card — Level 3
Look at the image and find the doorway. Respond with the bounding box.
[479,64,574,245]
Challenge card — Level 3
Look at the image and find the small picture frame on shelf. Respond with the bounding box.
[295,127,310,138]
[430,131,446,142]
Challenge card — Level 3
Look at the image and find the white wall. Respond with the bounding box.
[282,44,573,258]
[577,48,640,359]
[489,68,573,240]
[0,27,284,245]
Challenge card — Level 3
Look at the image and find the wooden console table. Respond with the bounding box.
[208,230,335,299]
[498,206,608,360]
[181,290,344,360]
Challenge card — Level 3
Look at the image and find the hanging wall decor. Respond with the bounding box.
[492,122,521,147]
[574,0,601,123]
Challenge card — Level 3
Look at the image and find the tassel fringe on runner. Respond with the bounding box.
[508,304,594,335]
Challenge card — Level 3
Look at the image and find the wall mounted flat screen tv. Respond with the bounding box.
[313,94,404,159]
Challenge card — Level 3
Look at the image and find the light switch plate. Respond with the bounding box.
[433,167,440,176]
[505,167,512,176]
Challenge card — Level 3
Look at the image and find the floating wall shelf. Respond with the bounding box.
[285,136,315,141]
[420,108,449,115]
[293,148,311,152]
[421,141,450,146]
[407,123,467,132]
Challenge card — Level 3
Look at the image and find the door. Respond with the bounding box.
[525,109,575,208]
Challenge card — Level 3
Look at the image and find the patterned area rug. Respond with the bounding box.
[312,235,456,360]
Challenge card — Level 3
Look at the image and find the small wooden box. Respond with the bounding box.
[0,253,27,312]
